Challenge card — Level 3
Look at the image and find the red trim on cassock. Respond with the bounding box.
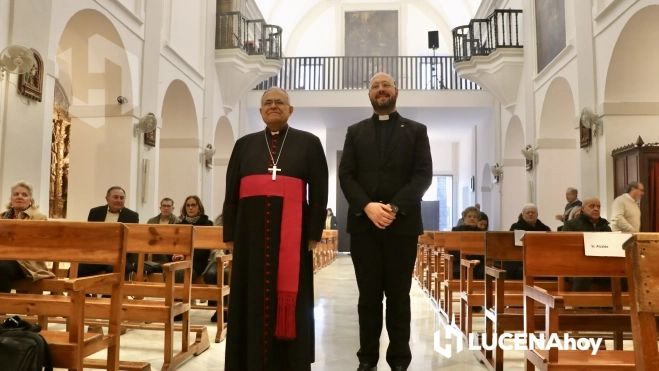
[240,174,305,340]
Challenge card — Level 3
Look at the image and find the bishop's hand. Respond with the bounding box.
[364,202,396,229]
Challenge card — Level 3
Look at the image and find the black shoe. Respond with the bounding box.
[173,314,183,322]
[357,364,376,371]
[391,367,407,371]
[210,311,217,323]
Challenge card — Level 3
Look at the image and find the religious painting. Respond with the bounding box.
[144,128,156,147]
[580,117,592,148]
[344,10,399,88]
[535,0,566,73]
[18,48,44,102]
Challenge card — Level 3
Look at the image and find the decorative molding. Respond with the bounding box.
[611,136,659,155]
[162,42,205,88]
[533,41,577,92]
[593,0,638,37]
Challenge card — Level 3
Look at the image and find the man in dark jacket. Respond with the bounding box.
[561,197,612,291]
[507,204,551,279]
[77,186,139,278]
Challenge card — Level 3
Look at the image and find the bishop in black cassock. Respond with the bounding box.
[223,88,328,371]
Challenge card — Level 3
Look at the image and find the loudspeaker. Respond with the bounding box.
[428,31,439,49]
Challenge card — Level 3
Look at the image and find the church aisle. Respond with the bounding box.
[78,254,492,370]
[311,254,488,371]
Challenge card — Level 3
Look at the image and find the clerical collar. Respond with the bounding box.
[266,124,289,136]
[107,207,122,214]
[372,111,400,121]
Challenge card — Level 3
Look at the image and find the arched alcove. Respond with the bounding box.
[538,77,575,139]
[57,9,135,220]
[158,79,200,211]
[501,116,526,229]
[212,116,235,216]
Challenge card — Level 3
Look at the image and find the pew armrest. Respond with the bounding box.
[524,285,564,309]
[161,260,192,272]
[485,266,507,280]
[64,273,121,291]
[219,254,233,263]
[460,258,480,268]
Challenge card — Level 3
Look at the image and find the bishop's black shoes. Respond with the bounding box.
[356,363,377,371]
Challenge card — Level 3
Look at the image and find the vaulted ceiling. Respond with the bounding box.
[254,0,482,56]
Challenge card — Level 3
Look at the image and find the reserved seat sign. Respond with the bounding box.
[583,232,630,257]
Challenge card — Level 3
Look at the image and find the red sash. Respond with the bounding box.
[239,174,305,340]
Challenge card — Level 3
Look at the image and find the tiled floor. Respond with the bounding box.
[64,255,592,370]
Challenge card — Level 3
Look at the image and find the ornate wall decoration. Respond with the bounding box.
[18,49,44,102]
[144,129,156,147]
[50,81,71,219]
[579,117,592,148]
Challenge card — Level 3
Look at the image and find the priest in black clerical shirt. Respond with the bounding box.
[339,72,433,371]
[223,87,328,371]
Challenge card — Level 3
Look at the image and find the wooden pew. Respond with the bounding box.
[458,231,486,338]
[190,226,231,343]
[523,232,635,370]
[0,220,127,371]
[71,224,207,370]
[624,233,659,371]
[441,232,461,321]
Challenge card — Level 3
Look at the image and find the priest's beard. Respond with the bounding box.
[369,93,397,114]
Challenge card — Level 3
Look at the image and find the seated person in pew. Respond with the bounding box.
[147,197,182,262]
[201,214,230,323]
[561,197,618,292]
[171,195,213,321]
[0,181,55,292]
[506,203,551,280]
[451,206,485,280]
[76,186,140,278]
[477,212,488,230]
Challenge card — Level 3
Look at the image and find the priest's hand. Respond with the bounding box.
[308,240,318,251]
[172,254,184,261]
[364,202,396,229]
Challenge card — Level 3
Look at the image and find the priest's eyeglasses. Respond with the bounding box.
[262,99,288,107]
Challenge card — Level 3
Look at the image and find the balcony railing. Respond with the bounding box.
[452,9,522,62]
[254,56,480,91]
[216,11,283,59]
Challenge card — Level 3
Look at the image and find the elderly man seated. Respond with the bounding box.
[562,197,613,291]
[506,204,551,280]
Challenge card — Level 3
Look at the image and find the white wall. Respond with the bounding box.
[457,128,475,219]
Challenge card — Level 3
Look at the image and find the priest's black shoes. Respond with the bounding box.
[356,364,376,371]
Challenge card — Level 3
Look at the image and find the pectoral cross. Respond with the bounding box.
[268,165,281,180]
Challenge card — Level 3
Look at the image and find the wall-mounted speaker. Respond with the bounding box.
[428,31,439,49]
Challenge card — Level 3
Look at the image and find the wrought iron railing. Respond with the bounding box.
[452,9,522,62]
[215,11,283,59]
[254,56,480,90]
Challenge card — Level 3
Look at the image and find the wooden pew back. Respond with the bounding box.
[485,231,520,263]
[444,232,461,252]
[128,224,195,255]
[460,231,485,256]
[193,226,226,250]
[523,232,626,278]
[0,220,127,266]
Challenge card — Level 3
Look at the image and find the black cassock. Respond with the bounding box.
[223,126,328,371]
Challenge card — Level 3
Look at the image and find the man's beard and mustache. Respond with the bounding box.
[370,92,396,113]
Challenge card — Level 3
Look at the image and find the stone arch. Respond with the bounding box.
[212,116,235,216]
[57,9,135,221]
[158,79,200,211]
[605,5,659,103]
[538,77,575,139]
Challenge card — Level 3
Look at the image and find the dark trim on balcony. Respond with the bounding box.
[452,9,522,62]
[254,56,480,91]
[215,11,283,60]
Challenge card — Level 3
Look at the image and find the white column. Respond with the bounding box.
[1,0,55,212]
[201,0,218,215]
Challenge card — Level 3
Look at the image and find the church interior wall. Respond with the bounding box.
[457,128,475,218]
[475,114,497,229]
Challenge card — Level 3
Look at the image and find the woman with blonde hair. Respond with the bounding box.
[0,181,55,292]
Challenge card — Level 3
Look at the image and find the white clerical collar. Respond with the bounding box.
[379,115,390,120]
